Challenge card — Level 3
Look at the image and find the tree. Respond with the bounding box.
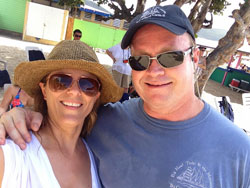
[94,0,230,24]
[93,0,146,22]
[46,0,84,7]
[94,0,250,96]
[58,0,84,7]
[198,1,250,94]
[58,0,85,16]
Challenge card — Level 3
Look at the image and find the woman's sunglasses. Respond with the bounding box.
[128,47,193,71]
[48,74,101,96]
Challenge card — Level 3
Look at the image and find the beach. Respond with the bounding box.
[0,35,249,133]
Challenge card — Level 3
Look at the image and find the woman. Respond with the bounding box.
[0,85,34,116]
[0,40,123,187]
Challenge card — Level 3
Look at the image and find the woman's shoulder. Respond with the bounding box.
[1,133,40,158]
[1,137,27,157]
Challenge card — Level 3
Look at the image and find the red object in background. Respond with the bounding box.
[230,79,240,87]
[123,59,129,63]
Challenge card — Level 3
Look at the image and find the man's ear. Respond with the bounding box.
[39,82,47,100]
[192,47,200,64]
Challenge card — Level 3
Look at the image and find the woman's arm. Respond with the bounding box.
[0,147,4,187]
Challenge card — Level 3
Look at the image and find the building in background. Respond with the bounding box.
[0,0,129,49]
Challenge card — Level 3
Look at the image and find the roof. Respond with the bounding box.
[80,0,112,17]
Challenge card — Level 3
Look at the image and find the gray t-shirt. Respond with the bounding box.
[87,98,250,188]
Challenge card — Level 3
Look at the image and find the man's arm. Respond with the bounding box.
[106,50,116,63]
[0,108,43,150]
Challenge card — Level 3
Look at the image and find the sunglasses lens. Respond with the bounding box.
[129,51,185,71]
[129,56,149,71]
[49,74,72,91]
[49,75,100,96]
[158,51,184,68]
[79,78,100,96]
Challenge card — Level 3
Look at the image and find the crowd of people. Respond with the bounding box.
[0,4,249,188]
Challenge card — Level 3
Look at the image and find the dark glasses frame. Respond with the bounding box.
[128,47,193,71]
[47,74,101,96]
[74,34,82,38]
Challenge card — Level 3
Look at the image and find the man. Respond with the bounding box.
[73,29,82,40]
[106,43,132,102]
[0,5,249,188]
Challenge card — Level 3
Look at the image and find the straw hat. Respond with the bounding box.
[14,40,123,104]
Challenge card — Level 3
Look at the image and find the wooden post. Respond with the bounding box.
[235,52,243,69]
[65,17,75,40]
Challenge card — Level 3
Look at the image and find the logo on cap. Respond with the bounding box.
[136,6,166,23]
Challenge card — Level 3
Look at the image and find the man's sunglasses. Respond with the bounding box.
[74,34,82,38]
[128,47,193,71]
[48,74,101,96]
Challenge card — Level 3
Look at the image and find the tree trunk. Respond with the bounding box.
[188,0,212,33]
[133,0,147,17]
[156,0,161,5]
[197,1,250,96]
[106,0,146,22]
[174,0,190,7]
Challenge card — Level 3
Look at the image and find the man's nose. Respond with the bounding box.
[147,59,165,76]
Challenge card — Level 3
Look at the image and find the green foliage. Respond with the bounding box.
[93,0,109,6]
[243,0,249,8]
[209,0,231,15]
[58,0,84,7]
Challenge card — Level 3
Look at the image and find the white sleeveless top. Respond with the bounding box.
[1,132,101,188]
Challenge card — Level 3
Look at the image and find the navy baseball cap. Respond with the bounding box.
[121,5,195,49]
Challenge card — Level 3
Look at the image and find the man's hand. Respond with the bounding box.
[0,108,43,150]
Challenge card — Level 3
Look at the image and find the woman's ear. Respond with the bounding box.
[39,82,47,100]
[96,91,101,101]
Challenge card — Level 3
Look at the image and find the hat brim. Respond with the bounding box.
[14,59,123,104]
[121,20,187,49]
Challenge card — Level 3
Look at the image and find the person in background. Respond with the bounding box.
[0,5,249,188]
[195,46,207,78]
[106,43,132,102]
[240,63,249,72]
[0,40,122,187]
[73,29,82,40]
[0,85,34,116]
[198,46,207,70]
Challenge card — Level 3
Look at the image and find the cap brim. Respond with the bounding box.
[121,20,187,49]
